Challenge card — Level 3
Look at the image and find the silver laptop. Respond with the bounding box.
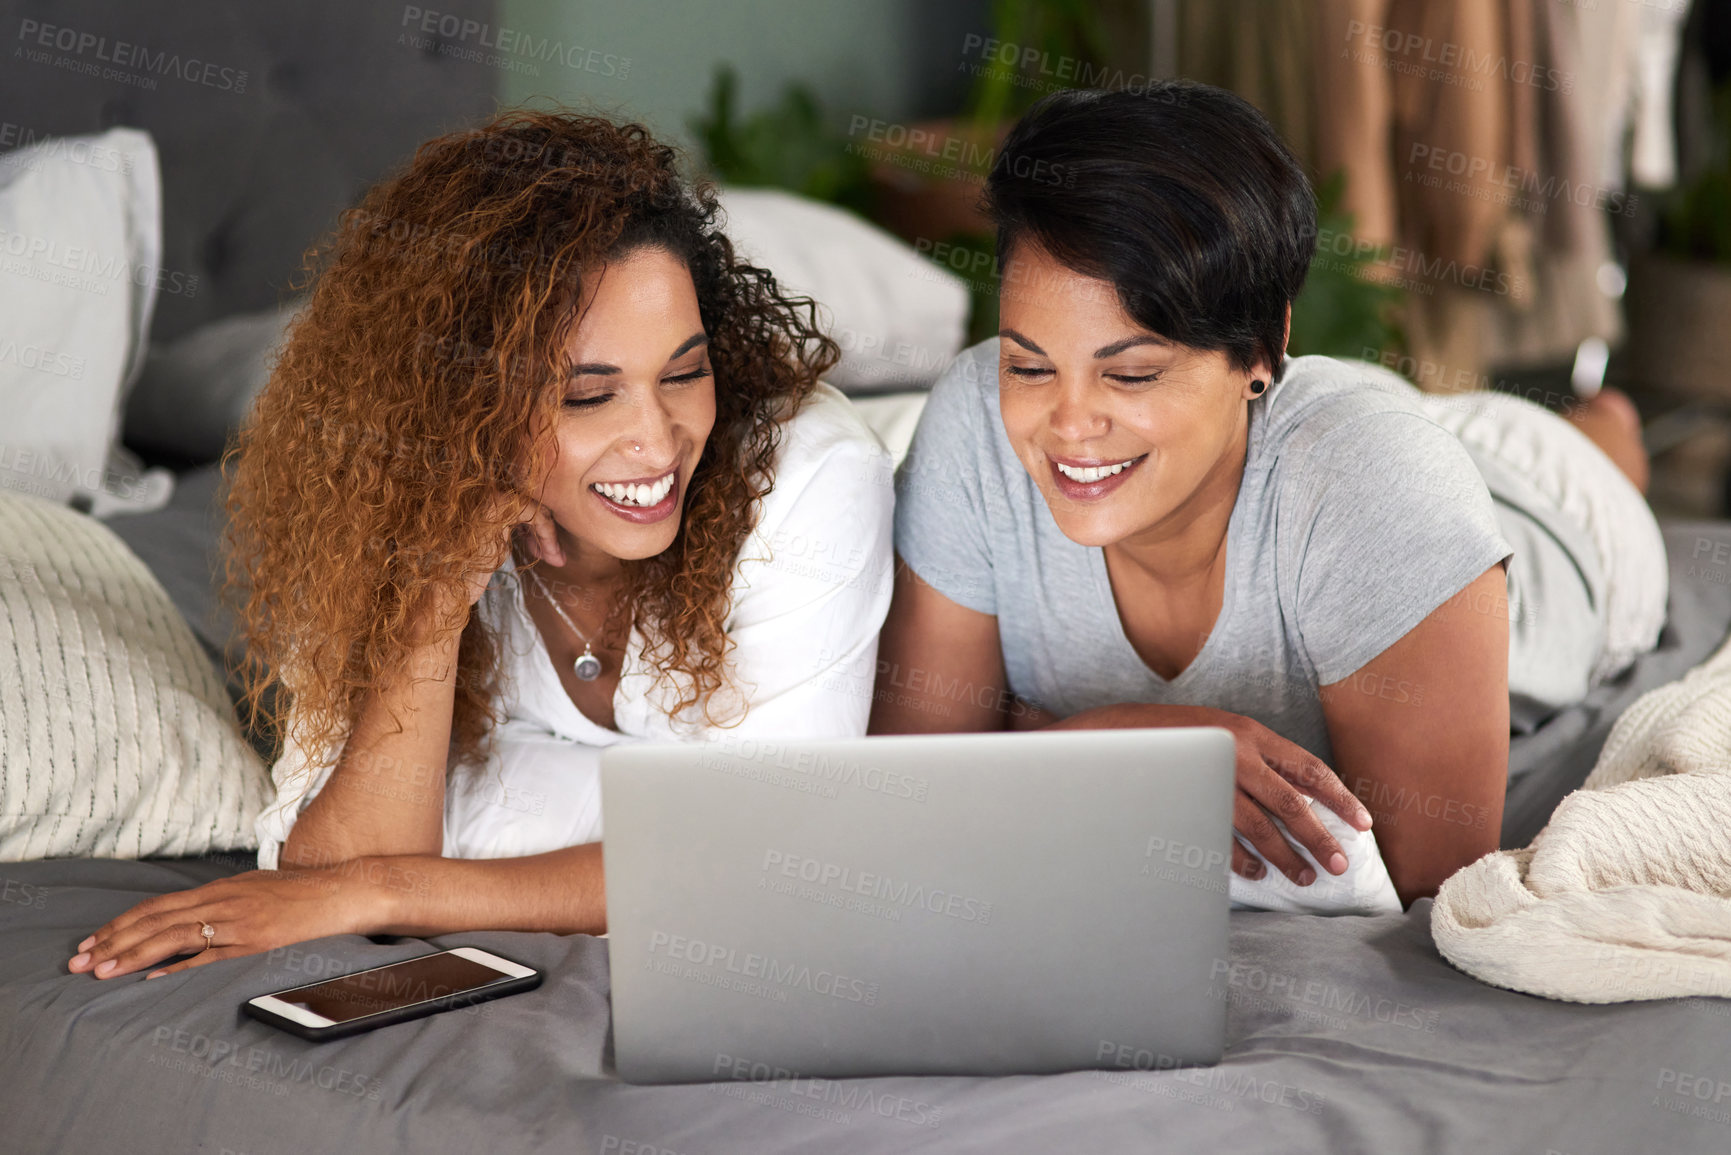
[600,727,1235,1083]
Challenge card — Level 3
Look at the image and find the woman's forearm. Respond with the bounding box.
[359,842,607,937]
[70,842,608,982]
[282,625,465,868]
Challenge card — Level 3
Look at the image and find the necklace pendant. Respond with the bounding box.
[574,646,603,682]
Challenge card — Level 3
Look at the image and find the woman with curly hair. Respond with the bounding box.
[68,110,894,981]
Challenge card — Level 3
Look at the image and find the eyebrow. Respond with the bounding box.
[567,331,709,377]
[1092,334,1171,358]
[999,328,1171,360]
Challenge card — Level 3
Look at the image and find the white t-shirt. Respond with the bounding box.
[254,383,895,868]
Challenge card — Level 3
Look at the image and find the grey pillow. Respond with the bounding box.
[124,302,302,462]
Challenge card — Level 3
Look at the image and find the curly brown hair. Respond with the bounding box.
[222,108,838,772]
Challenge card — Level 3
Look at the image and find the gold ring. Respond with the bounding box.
[199,922,216,951]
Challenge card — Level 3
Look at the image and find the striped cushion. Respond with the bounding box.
[0,490,270,860]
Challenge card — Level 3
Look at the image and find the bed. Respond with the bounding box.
[6,3,1731,1152]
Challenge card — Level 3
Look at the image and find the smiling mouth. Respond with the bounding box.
[1052,456,1144,483]
[590,470,676,509]
[1046,453,1149,501]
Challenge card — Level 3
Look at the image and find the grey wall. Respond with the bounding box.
[0,0,501,341]
[0,0,990,342]
[496,0,987,158]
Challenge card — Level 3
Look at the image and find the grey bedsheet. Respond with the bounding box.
[4,855,1729,1154]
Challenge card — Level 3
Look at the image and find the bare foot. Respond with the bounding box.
[1567,388,1650,495]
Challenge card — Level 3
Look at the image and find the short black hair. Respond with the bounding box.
[985,82,1315,382]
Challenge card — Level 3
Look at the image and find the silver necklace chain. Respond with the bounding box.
[524,564,604,682]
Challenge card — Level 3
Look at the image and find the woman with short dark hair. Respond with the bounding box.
[873,83,1664,909]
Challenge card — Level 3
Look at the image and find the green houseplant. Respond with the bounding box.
[686,65,873,218]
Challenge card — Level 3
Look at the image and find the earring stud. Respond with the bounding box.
[1249,379,1267,396]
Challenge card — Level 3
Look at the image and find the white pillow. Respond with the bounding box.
[715,187,969,393]
[0,489,272,860]
[1229,801,1403,915]
[0,128,170,515]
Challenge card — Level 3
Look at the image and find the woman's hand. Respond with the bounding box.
[66,864,409,981]
[1203,707,1373,885]
[419,495,567,640]
[451,493,567,611]
[1046,701,1374,885]
[70,848,606,976]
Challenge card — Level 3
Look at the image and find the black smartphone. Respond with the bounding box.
[242,946,542,1041]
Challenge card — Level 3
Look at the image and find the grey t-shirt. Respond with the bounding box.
[893,340,1516,768]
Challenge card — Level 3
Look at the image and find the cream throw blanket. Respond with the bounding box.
[1431,629,1731,1002]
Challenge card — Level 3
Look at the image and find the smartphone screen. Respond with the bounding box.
[245,947,540,1038]
[277,952,514,1023]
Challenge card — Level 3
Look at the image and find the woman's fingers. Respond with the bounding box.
[1240,757,1347,878]
[80,915,216,979]
[523,502,565,568]
[73,887,218,967]
[1269,743,1373,833]
[467,492,563,605]
[1232,786,1314,885]
[1231,718,1368,878]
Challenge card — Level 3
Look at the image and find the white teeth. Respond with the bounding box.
[594,472,674,507]
[1055,459,1136,483]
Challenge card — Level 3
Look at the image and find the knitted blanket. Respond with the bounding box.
[1430,628,1731,1002]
